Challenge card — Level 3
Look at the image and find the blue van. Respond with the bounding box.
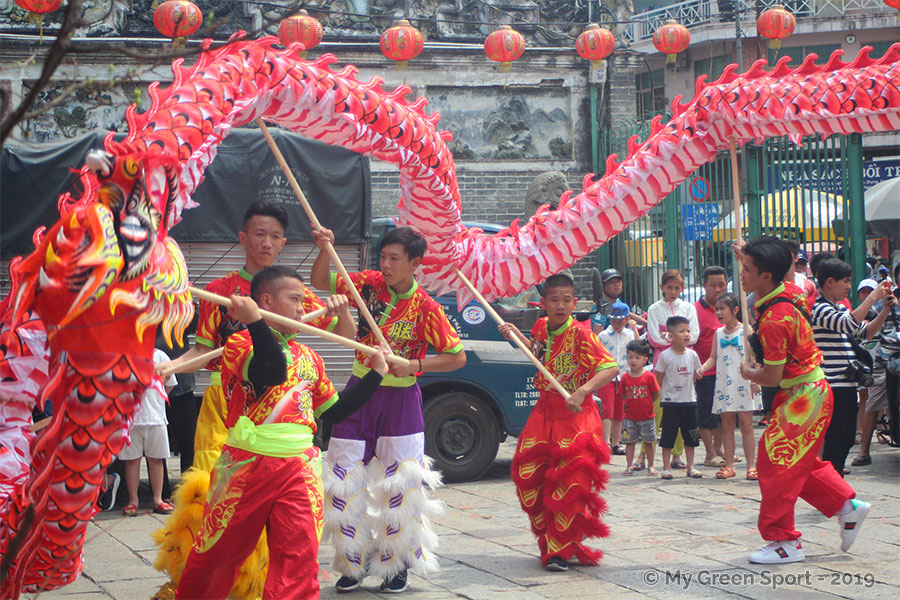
[369,219,549,482]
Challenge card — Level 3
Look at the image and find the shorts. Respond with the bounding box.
[119,425,170,460]
[695,375,720,429]
[598,382,624,421]
[622,418,657,444]
[865,373,888,412]
[659,404,700,449]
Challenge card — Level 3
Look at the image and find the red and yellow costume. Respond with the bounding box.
[754,283,855,541]
[153,275,336,599]
[511,316,616,566]
[193,268,337,471]
[176,326,337,600]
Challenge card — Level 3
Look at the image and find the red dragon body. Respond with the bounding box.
[0,34,898,596]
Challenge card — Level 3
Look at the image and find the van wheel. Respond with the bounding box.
[425,392,500,483]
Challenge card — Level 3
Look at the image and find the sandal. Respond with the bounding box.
[746,468,758,480]
[687,469,703,478]
[660,470,673,480]
[703,456,725,467]
[670,458,687,469]
[153,501,174,515]
[632,459,645,472]
[123,504,138,517]
[733,456,743,463]
[715,466,736,479]
[647,467,658,476]
[851,455,872,466]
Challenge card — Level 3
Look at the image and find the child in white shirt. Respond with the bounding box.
[120,348,176,515]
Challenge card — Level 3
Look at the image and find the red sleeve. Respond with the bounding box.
[579,328,617,373]
[195,280,226,348]
[331,270,375,307]
[221,330,253,381]
[302,287,338,332]
[423,300,463,354]
[646,372,661,395]
[757,312,790,365]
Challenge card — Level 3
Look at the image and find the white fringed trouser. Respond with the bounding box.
[323,432,444,581]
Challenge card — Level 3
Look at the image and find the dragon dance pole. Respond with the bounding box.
[452,267,571,400]
[158,307,328,378]
[189,287,410,369]
[255,119,392,350]
[729,138,753,345]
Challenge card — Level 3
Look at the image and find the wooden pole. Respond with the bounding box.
[157,306,328,377]
[452,267,571,400]
[729,138,753,344]
[190,287,410,368]
[256,119,391,349]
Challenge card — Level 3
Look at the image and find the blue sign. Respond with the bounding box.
[690,177,710,201]
[765,158,900,195]
[682,203,720,241]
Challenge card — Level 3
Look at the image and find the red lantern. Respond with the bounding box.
[886,0,900,16]
[757,5,796,50]
[14,0,61,41]
[278,9,323,58]
[154,0,203,45]
[576,23,615,69]
[484,25,526,72]
[380,19,424,71]
[652,19,690,65]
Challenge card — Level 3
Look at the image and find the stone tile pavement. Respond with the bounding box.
[24,438,900,599]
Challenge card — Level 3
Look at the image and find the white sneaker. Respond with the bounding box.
[838,499,870,552]
[749,540,805,564]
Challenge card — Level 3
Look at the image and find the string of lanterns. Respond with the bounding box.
[15,2,898,68]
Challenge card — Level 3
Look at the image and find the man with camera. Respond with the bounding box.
[810,258,897,477]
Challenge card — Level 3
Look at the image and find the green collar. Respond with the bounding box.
[755,283,785,308]
[239,267,253,282]
[390,278,418,301]
[271,328,297,364]
[548,316,573,336]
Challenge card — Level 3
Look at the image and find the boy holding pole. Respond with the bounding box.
[310,226,466,594]
[499,272,618,572]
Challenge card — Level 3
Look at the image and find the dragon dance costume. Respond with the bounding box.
[512,316,616,566]
[153,274,336,599]
[324,270,463,583]
[754,283,855,541]
[176,319,355,599]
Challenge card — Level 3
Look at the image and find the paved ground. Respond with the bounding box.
[24,436,900,600]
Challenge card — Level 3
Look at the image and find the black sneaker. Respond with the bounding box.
[545,557,568,572]
[611,444,626,456]
[379,570,408,593]
[97,473,121,511]
[335,575,362,593]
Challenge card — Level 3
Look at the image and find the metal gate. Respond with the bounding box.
[597,125,866,311]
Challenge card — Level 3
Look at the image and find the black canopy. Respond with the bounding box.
[1,128,370,256]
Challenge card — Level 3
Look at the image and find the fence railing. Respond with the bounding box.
[621,0,891,43]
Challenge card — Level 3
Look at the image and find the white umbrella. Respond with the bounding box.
[864,177,900,237]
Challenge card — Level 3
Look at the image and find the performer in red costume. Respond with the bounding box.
[162,201,349,472]
[499,273,618,572]
[176,266,391,600]
[738,236,870,565]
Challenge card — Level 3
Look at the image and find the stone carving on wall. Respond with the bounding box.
[429,86,571,161]
[20,81,146,142]
[78,0,133,36]
[525,170,569,214]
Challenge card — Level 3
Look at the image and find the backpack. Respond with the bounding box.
[747,297,813,365]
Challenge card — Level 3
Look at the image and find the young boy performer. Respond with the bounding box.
[161,202,349,471]
[499,273,618,572]
[738,236,869,564]
[310,226,466,593]
[175,267,392,600]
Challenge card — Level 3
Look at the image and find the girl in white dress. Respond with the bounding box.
[697,293,761,480]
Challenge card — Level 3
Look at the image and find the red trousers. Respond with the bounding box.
[511,392,611,566]
[176,446,324,600]
[756,380,854,541]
